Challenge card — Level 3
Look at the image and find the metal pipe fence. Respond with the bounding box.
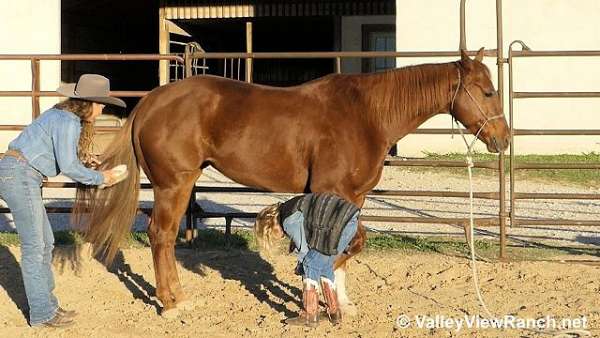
[0,49,507,252]
[508,46,600,228]
[2,46,599,258]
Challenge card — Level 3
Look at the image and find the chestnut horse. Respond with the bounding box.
[75,48,509,318]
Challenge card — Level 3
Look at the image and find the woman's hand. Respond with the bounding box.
[82,154,102,169]
[87,156,102,169]
[99,165,129,189]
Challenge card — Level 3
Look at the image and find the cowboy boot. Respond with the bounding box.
[320,277,342,325]
[285,279,319,328]
[39,311,75,328]
[57,307,78,319]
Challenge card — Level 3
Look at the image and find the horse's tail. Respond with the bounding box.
[73,104,142,264]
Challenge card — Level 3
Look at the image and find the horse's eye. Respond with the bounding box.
[485,91,494,97]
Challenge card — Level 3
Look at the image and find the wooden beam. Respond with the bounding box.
[246,22,253,83]
[159,6,169,85]
[166,19,191,37]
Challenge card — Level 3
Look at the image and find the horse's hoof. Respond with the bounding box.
[176,300,194,311]
[161,307,179,319]
[340,302,358,317]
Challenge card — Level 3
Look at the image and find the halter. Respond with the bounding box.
[450,62,504,153]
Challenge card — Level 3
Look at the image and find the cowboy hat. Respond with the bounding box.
[56,74,126,108]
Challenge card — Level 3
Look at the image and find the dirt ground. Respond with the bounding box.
[1,245,599,338]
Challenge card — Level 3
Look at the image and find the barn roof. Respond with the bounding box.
[160,0,395,19]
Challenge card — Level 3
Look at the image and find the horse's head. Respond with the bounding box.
[451,48,510,153]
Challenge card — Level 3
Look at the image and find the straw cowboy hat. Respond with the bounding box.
[56,74,126,108]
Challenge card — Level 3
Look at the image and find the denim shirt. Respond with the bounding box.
[8,108,104,185]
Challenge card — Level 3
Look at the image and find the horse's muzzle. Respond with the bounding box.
[488,135,510,153]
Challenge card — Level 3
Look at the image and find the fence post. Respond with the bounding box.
[459,0,467,50]
[508,40,530,232]
[246,22,253,83]
[184,44,193,78]
[182,54,197,243]
[186,193,196,243]
[31,58,40,119]
[496,0,507,260]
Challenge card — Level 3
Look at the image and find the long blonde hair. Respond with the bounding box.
[253,203,283,253]
[53,98,95,165]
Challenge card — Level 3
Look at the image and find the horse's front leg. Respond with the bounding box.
[166,239,194,311]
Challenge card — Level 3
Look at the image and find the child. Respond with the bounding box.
[254,192,359,327]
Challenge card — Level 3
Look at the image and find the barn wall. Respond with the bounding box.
[0,0,61,150]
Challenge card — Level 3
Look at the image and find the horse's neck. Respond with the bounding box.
[359,62,456,144]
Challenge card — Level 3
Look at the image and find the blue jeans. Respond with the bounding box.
[302,214,358,283]
[0,156,58,325]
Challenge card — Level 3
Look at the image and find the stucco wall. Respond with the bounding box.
[0,0,61,151]
[395,0,600,156]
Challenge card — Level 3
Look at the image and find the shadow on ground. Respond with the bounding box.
[176,229,302,317]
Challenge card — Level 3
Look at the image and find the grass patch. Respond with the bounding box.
[128,232,150,247]
[418,152,600,187]
[188,228,255,250]
[53,231,85,245]
[1,229,597,262]
[186,230,600,261]
[367,234,444,252]
[364,233,600,261]
[0,230,151,248]
[0,232,19,246]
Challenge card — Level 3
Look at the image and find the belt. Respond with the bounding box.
[3,149,27,162]
[2,149,45,181]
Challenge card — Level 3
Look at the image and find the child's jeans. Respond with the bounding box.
[283,211,358,283]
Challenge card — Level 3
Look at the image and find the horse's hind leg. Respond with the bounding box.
[333,221,366,316]
[148,170,200,318]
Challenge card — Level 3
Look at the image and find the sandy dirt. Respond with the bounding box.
[1,245,599,338]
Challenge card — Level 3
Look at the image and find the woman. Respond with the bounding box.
[254,192,359,327]
[0,74,129,327]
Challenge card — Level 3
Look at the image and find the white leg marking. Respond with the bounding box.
[334,268,357,316]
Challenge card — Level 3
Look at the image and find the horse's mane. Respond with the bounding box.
[359,62,455,125]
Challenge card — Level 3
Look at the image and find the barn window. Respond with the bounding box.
[362,24,396,73]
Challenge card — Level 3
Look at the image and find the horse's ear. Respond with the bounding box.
[460,49,474,70]
[475,47,485,62]
[460,49,471,63]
